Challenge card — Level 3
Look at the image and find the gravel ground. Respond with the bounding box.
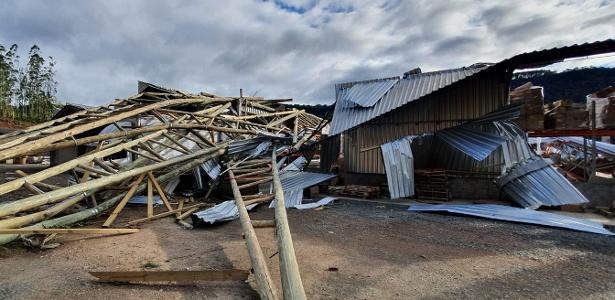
[1,199,614,299]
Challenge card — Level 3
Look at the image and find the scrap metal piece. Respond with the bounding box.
[381,138,415,199]
[409,203,613,235]
[497,159,589,208]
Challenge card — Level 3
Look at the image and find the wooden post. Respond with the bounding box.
[0,151,223,245]
[271,146,307,299]
[228,170,279,300]
[0,146,225,218]
[147,178,154,218]
[102,174,147,227]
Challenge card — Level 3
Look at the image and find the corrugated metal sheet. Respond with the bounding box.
[343,67,509,174]
[269,189,304,208]
[192,200,258,224]
[381,138,414,199]
[339,78,399,108]
[409,203,613,235]
[280,171,337,191]
[201,159,221,180]
[560,136,615,157]
[294,196,337,210]
[282,156,307,172]
[497,158,589,208]
[436,126,506,161]
[330,66,489,136]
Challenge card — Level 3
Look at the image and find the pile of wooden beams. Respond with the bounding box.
[0,85,322,244]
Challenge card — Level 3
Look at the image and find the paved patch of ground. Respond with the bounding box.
[1,199,615,299]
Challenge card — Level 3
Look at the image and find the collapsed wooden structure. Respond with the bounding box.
[0,83,327,299]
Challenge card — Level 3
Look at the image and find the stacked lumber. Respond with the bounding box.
[544,100,588,130]
[414,169,450,201]
[586,86,615,128]
[509,82,544,130]
[328,185,380,199]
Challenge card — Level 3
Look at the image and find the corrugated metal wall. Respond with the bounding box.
[344,68,510,174]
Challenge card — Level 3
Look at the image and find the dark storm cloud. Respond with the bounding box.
[0,0,612,105]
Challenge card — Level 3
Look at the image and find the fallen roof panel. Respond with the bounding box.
[409,203,613,235]
[497,159,589,209]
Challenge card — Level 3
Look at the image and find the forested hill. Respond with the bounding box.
[290,67,615,119]
[511,67,615,104]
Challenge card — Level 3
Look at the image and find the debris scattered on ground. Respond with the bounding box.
[409,203,614,235]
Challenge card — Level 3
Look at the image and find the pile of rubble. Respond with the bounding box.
[0,82,335,298]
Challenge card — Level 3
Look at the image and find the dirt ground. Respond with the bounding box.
[1,199,615,299]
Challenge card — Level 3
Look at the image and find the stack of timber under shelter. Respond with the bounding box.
[587,86,615,128]
[509,82,545,130]
[545,100,588,130]
[0,82,332,299]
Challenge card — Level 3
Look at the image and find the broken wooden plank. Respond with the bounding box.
[90,269,249,282]
[0,228,138,234]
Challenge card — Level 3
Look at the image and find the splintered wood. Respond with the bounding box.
[0,82,327,298]
[0,82,325,239]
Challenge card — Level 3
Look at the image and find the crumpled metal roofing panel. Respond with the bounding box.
[201,159,221,180]
[329,66,487,135]
[381,138,414,199]
[559,136,615,157]
[497,158,589,209]
[340,78,398,108]
[409,203,613,235]
[279,171,337,191]
[436,126,506,161]
[192,200,258,224]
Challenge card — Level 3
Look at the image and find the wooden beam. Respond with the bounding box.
[0,228,138,234]
[90,270,249,283]
[102,174,147,227]
[147,171,174,212]
[252,219,275,228]
[0,98,217,161]
[147,178,154,218]
[127,203,208,225]
[271,147,307,299]
[228,170,279,300]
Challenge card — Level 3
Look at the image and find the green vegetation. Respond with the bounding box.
[143,260,160,269]
[0,44,58,123]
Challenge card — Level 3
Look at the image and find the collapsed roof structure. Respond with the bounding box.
[323,39,615,208]
[0,82,333,298]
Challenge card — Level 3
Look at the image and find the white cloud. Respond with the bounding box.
[0,0,613,105]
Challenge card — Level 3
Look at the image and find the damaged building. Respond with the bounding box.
[324,39,615,208]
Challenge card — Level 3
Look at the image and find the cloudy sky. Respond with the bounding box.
[1,0,614,105]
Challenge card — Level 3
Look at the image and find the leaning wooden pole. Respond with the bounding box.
[0,151,223,245]
[271,147,307,300]
[228,169,279,300]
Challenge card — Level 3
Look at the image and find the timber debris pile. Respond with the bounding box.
[0,82,333,297]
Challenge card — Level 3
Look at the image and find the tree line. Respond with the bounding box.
[0,44,57,123]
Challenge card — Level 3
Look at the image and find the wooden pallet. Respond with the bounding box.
[329,185,380,199]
